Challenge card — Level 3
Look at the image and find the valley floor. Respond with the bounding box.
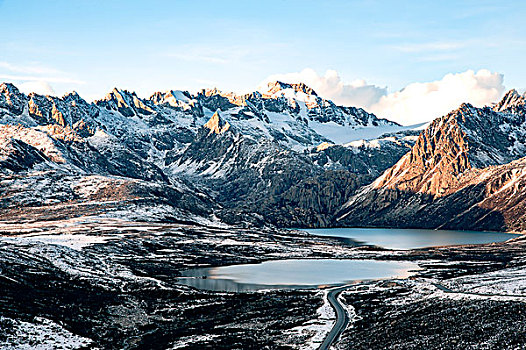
[1,218,526,349]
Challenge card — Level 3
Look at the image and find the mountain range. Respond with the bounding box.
[1,81,525,232]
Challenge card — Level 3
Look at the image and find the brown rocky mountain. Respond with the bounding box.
[337,91,526,231]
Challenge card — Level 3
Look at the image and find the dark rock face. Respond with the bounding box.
[0,138,49,172]
[312,132,417,176]
[168,117,411,227]
[168,122,326,226]
[0,83,25,114]
[255,170,369,227]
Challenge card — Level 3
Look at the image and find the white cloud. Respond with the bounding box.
[260,68,505,125]
[18,81,55,95]
[259,68,387,107]
[369,69,504,125]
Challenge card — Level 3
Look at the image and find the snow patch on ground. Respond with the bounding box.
[0,316,95,350]
[443,264,526,297]
[339,290,359,326]
[169,334,221,349]
[1,233,114,251]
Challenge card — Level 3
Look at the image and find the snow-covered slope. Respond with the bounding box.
[164,110,417,226]
[261,81,408,144]
[1,81,412,227]
[0,80,407,157]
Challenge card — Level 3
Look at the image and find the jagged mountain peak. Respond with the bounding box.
[96,87,153,116]
[361,99,526,198]
[0,81,407,149]
[61,91,88,105]
[149,90,197,110]
[203,110,231,135]
[266,81,318,96]
[493,89,525,112]
[102,87,146,105]
[111,86,128,94]
[201,88,246,107]
[63,90,80,98]
[0,82,26,115]
[0,82,21,94]
[108,87,139,100]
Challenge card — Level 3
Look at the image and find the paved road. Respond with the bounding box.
[317,282,526,350]
[319,286,351,350]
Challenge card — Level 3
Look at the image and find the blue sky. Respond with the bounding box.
[0,0,524,123]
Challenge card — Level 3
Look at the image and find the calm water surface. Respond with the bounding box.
[304,227,516,250]
[178,259,419,292]
[177,228,516,292]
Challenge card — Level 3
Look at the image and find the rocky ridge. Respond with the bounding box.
[4,79,526,231]
[0,81,411,227]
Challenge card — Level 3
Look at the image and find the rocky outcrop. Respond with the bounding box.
[311,131,417,177]
[0,83,26,114]
[493,89,525,113]
[267,81,318,96]
[96,88,154,116]
[0,137,50,172]
[337,157,526,232]
[203,111,230,135]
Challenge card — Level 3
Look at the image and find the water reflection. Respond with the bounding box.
[177,259,419,292]
[304,228,516,250]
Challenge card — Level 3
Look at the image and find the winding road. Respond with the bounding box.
[317,281,526,350]
[318,286,351,350]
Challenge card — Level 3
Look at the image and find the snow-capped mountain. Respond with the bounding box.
[1,80,408,150]
[207,81,407,147]
[493,89,526,113]
[5,78,526,230]
[0,81,411,227]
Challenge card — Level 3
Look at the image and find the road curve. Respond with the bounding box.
[317,282,526,350]
[318,286,351,350]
